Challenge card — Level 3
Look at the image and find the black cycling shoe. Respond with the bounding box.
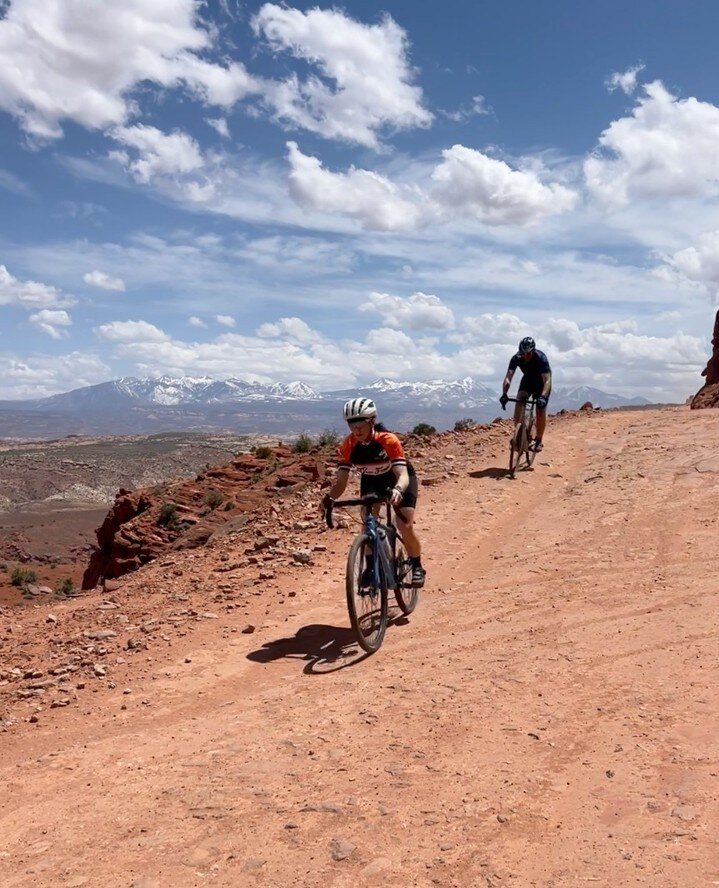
[359,564,373,588]
[529,438,543,452]
[410,563,426,588]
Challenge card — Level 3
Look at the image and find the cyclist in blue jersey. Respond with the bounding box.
[499,337,552,452]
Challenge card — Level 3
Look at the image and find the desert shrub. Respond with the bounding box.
[204,489,224,510]
[292,433,313,453]
[454,418,475,431]
[55,577,74,596]
[412,422,437,437]
[11,567,37,587]
[318,428,339,448]
[252,445,273,459]
[223,500,234,511]
[158,502,180,529]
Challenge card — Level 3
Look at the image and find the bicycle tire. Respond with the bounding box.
[394,540,418,615]
[508,426,520,478]
[346,533,388,653]
[525,415,537,467]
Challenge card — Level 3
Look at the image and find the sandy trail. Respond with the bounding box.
[1,407,718,887]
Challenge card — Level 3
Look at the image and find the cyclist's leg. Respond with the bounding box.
[393,477,425,586]
[358,475,381,586]
[534,385,549,448]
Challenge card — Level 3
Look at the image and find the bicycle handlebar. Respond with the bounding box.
[505,396,537,403]
[323,493,391,528]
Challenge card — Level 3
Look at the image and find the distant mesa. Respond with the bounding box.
[690,309,719,409]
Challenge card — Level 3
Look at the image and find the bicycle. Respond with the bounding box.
[324,493,418,653]
[504,396,537,478]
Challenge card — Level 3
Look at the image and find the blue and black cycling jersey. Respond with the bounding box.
[509,349,552,394]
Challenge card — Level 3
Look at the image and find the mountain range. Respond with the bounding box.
[0,375,650,440]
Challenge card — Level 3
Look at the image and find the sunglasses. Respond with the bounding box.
[347,417,371,426]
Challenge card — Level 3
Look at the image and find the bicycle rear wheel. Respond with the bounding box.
[394,540,418,615]
[346,533,388,653]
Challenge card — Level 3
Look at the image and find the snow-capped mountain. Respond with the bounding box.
[36,376,321,410]
[366,376,495,401]
[551,386,650,410]
[0,374,655,439]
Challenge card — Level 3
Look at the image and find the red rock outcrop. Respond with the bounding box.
[82,445,325,589]
[691,309,719,409]
[81,410,590,591]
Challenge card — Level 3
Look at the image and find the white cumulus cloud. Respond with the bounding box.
[0,0,261,140]
[257,316,321,343]
[0,352,111,399]
[95,319,169,343]
[287,142,576,231]
[0,264,73,309]
[359,291,455,331]
[110,125,205,186]
[287,141,423,231]
[585,81,719,205]
[656,230,719,301]
[207,117,230,138]
[188,316,207,328]
[253,4,431,148]
[83,270,126,291]
[215,314,236,328]
[29,308,72,339]
[430,145,579,226]
[605,64,645,95]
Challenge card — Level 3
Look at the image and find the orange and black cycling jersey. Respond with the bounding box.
[337,430,416,478]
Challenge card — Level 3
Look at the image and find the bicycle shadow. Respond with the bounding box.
[246,623,371,674]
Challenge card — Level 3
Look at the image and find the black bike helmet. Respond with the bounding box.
[518,336,536,354]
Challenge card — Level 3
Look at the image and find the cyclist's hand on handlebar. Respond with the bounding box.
[536,396,548,410]
[389,487,403,507]
[499,393,509,409]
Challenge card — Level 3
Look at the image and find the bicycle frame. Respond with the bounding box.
[505,396,537,474]
[325,495,397,589]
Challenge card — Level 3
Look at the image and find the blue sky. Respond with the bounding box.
[1,0,718,400]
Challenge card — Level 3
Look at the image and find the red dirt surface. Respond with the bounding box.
[0,406,717,887]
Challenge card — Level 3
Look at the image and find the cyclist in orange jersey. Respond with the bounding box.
[321,397,426,588]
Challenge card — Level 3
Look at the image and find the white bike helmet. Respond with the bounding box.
[342,397,377,421]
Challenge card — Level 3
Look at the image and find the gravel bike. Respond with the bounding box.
[324,493,418,653]
[505,396,538,478]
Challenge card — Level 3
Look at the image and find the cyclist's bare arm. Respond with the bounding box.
[327,467,350,500]
[391,465,410,495]
[502,365,515,395]
[540,372,551,398]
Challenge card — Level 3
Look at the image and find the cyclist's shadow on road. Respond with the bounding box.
[468,467,511,480]
[246,623,371,674]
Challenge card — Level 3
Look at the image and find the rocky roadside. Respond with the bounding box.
[0,414,578,729]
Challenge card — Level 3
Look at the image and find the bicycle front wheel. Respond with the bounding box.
[394,540,418,615]
[346,533,388,653]
[508,427,521,478]
[525,416,537,467]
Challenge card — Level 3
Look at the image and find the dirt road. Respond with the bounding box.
[1,407,717,887]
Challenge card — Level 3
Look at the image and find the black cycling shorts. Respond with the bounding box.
[360,472,419,510]
[518,384,550,404]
